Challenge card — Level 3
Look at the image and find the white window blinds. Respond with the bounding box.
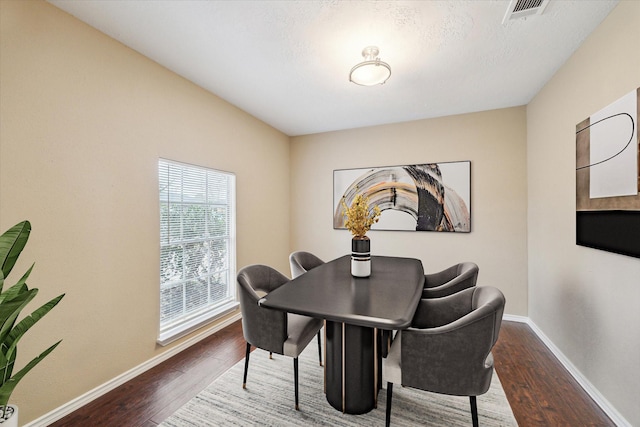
[158,159,237,345]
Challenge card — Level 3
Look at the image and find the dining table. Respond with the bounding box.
[260,254,425,414]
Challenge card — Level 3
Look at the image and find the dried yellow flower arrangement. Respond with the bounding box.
[341,193,381,237]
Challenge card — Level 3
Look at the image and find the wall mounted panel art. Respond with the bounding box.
[333,161,471,232]
[576,87,640,258]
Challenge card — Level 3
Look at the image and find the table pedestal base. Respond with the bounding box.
[325,321,381,414]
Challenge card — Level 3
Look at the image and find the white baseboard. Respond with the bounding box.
[24,312,242,427]
[502,313,528,323]
[25,312,630,427]
[502,314,630,427]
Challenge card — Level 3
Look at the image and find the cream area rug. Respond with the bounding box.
[161,338,518,426]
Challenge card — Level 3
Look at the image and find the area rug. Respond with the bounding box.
[161,339,518,426]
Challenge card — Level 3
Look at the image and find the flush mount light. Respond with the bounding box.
[349,46,391,86]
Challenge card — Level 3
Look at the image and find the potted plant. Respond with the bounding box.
[341,193,381,277]
[0,221,65,426]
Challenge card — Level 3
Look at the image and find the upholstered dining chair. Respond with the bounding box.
[237,264,324,410]
[383,286,505,427]
[288,250,325,364]
[289,250,325,279]
[422,262,479,298]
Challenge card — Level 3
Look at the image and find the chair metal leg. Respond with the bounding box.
[243,343,251,389]
[317,331,323,366]
[470,395,479,427]
[385,382,393,427]
[294,357,300,410]
[380,330,392,358]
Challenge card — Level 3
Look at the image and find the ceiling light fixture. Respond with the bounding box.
[349,46,391,86]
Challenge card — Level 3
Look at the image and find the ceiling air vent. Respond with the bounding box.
[502,0,550,24]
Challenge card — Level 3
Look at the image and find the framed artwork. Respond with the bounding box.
[333,161,471,232]
[576,87,640,258]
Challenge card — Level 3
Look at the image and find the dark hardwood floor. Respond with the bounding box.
[492,322,614,426]
[50,320,614,426]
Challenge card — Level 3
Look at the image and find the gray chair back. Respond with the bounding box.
[383,286,504,426]
[289,251,324,278]
[237,264,324,410]
[422,262,479,298]
[237,264,288,354]
[400,286,505,396]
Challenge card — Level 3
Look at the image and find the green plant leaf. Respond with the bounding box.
[0,264,33,306]
[0,289,38,350]
[0,345,16,386]
[0,220,64,408]
[0,340,61,409]
[5,293,65,354]
[12,263,33,290]
[0,221,31,280]
[0,281,30,306]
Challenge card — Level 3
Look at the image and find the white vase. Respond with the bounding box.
[0,405,18,427]
[351,236,371,277]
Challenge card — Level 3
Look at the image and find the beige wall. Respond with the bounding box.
[0,1,290,423]
[290,107,529,316]
[527,1,640,425]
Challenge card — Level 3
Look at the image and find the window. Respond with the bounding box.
[158,159,237,345]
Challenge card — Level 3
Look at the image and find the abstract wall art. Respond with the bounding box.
[576,87,640,258]
[333,161,471,232]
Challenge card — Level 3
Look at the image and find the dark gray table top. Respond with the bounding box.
[261,255,425,329]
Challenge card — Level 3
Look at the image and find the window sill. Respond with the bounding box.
[157,301,239,346]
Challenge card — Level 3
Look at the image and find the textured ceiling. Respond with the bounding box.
[48,0,618,136]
